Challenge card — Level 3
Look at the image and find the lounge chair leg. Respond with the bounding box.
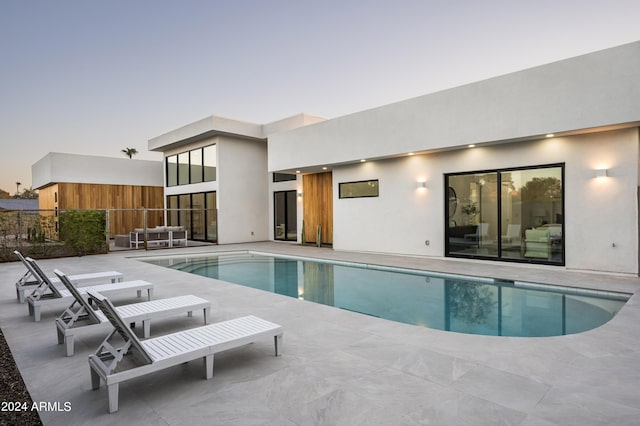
[28,302,34,317]
[107,384,119,413]
[147,289,153,300]
[65,336,75,357]
[205,354,214,379]
[56,327,64,344]
[203,307,209,324]
[33,306,41,322]
[275,334,283,356]
[143,320,150,338]
[187,310,193,317]
[90,367,101,390]
[136,290,142,298]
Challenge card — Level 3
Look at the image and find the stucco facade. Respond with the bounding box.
[151,41,640,275]
[149,114,324,244]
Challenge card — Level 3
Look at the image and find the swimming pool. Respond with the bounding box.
[141,251,629,337]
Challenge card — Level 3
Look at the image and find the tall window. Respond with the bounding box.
[274,190,297,241]
[446,164,564,265]
[167,156,178,187]
[203,145,216,182]
[190,149,203,184]
[178,152,189,185]
[166,144,217,186]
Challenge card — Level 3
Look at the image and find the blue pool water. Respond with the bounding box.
[141,251,629,337]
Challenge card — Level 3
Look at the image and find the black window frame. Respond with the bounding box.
[444,163,565,266]
[165,144,216,187]
[273,173,297,182]
[338,179,380,199]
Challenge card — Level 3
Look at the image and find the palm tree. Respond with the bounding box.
[121,147,139,159]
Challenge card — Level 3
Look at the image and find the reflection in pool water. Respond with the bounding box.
[141,252,628,337]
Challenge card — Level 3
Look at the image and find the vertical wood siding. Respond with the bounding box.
[302,172,333,244]
[39,183,164,237]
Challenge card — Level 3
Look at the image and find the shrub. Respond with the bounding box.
[58,210,107,255]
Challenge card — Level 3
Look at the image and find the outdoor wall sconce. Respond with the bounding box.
[297,191,303,197]
[415,181,428,189]
[595,169,608,178]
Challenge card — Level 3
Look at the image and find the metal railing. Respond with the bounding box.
[0,208,218,261]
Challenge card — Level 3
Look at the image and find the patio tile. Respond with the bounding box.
[1,242,640,425]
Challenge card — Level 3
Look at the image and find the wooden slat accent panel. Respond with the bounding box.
[37,184,58,213]
[303,172,333,244]
[56,183,164,237]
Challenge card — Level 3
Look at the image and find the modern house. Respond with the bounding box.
[150,41,640,275]
[32,152,164,237]
[148,114,325,244]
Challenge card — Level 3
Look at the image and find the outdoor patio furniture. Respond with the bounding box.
[25,257,153,322]
[524,228,551,259]
[464,222,489,241]
[87,290,283,413]
[53,269,210,356]
[14,251,123,304]
[129,226,188,248]
[501,224,521,246]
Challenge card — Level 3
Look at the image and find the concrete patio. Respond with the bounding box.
[1,242,640,425]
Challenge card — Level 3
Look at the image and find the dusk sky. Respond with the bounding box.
[2,0,640,194]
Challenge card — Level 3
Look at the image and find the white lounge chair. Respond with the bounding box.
[25,258,153,322]
[14,251,123,303]
[501,224,521,246]
[87,290,283,413]
[54,269,210,356]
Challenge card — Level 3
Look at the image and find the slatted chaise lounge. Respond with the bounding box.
[25,258,153,322]
[87,290,283,413]
[53,269,211,356]
[14,251,123,303]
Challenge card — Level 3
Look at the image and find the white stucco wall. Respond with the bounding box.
[268,41,640,173]
[217,136,269,244]
[32,152,163,189]
[332,128,639,274]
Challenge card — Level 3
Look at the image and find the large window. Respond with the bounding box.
[167,191,217,242]
[166,145,217,187]
[446,164,564,265]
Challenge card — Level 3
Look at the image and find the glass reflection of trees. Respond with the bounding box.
[447,280,495,327]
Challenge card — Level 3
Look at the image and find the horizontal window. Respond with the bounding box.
[339,180,379,198]
[273,173,297,182]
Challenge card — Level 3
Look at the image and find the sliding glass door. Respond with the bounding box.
[274,190,297,241]
[167,191,217,242]
[446,164,564,265]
